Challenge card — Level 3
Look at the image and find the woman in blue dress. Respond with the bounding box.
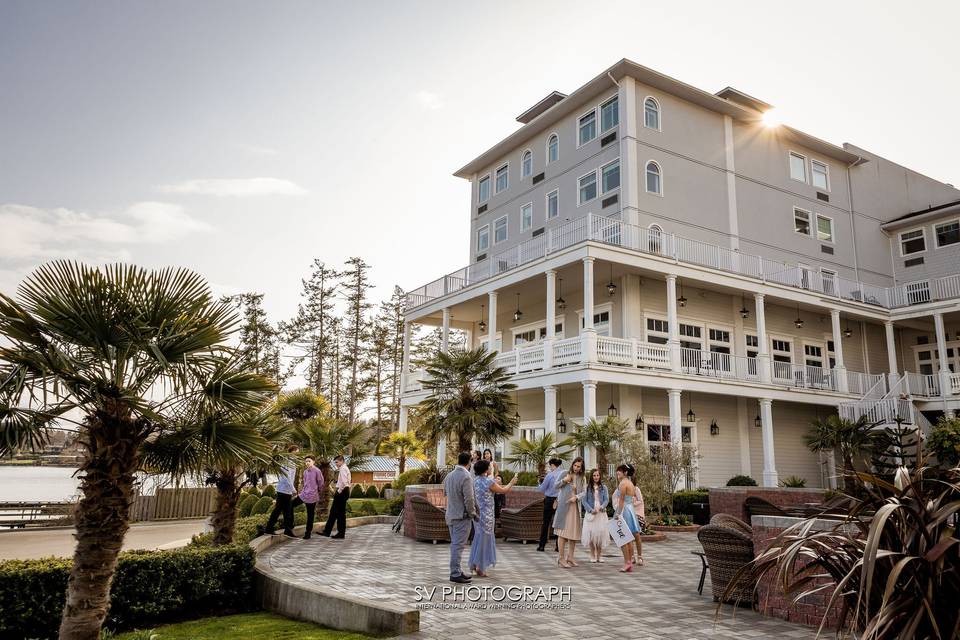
[469,459,517,577]
[613,463,641,572]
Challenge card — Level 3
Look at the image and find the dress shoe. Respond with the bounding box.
[450,575,471,584]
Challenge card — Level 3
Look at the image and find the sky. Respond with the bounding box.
[2,0,959,332]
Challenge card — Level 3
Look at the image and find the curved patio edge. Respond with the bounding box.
[250,515,420,636]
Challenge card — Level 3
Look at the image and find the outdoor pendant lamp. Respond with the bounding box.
[686,393,696,422]
[794,304,804,329]
[635,413,644,431]
[843,317,853,338]
[678,280,687,308]
[479,303,486,332]
[513,293,523,322]
[710,419,720,436]
[556,277,566,311]
[607,384,618,417]
[739,296,749,319]
[606,264,617,296]
[557,388,566,433]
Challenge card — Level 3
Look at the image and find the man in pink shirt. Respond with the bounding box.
[292,455,322,539]
[321,455,351,539]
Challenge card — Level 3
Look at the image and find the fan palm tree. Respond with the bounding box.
[805,414,877,493]
[506,432,571,478]
[292,417,371,521]
[379,430,424,475]
[562,416,629,473]
[418,347,517,455]
[0,262,273,640]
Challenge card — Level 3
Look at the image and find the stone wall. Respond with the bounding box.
[709,487,826,523]
[403,484,543,539]
[752,515,846,630]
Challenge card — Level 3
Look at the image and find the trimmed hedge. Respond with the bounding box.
[364,485,380,499]
[387,496,404,515]
[190,511,311,548]
[672,489,709,515]
[260,484,277,498]
[349,484,365,499]
[358,502,377,516]
[727,474,758,486]
[237,494,258,518]
[250,496,274,515]
[0,544,254,639]
[498,469,515,484]
[515,471,539,486]
[394,469,422,492]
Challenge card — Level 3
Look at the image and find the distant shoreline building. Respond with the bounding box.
[398,59,960,489]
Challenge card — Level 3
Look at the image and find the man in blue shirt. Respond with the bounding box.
[536,458,564,552]
[261,444,300,539]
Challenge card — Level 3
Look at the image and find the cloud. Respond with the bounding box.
[0,202,211,267]
[158,177,307,197]
[235,143,279,156]
[414,90,444,110]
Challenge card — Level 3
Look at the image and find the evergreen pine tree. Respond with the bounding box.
[340,257,373,424]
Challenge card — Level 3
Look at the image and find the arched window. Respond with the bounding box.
[547,134,559,164]
[644,97,661,131]
[521,150,533,178]
[645,161,662,195]
[648,224,664,254]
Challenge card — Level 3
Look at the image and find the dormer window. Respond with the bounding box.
[547,134,559,163]
[521,150,532,179]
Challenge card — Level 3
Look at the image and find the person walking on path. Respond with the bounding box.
[468,460,516,577]
[553,456,585,568]
[321,455,351,539]
[292,455,322,539]
[536,458,564,552]
[444,452,477,583]
[260,445,300,538]
[580,468,610,563]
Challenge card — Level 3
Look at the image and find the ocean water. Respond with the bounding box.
[0,466,202,502]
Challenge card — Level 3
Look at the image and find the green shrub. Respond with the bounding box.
[780,476,807,488]
[364,485,380,499]
[250,496,274,515]
[387,496,404,515]
[236,494,258,518]
[515,471,539,486]
[394,469,422,492]
[498,469,515,484]
[654,513,692,526]
[672,488,709,515]
[0,545,254,639]
[358,502,377,516]
[727,474,758,486]
[243,485,261,498]
[350,484,365,499]
[929,416,960,467]
[381,482,392,491]
[261,484,277,499]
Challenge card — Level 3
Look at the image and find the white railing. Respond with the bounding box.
[840,374,917,425]
[679,347,758,382]
[517,343,545,372]
[493,352,516,374]
[404,369,426,393]
[904,372,941,397]
[636,342,671,369]
[847,371,886,397]
[404,212,960,312]
[552,337,583,367]
[951,373,960,396]
[596,336,634,367]
[771,361,837,391]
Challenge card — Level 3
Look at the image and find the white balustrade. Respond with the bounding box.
[596,336,634,366]
[904,372,940,397]
[951,373,960,396]
[552,337,583,367]
[636,342,670,369]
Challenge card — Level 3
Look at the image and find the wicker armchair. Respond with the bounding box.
[501,500,542,543]
[697,524,756,604]
[710,513,753,536]
[409,495,451,543]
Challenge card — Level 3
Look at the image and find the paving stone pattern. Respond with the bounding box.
[261,524,816,640]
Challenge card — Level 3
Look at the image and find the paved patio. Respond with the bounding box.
[260,524,816,640]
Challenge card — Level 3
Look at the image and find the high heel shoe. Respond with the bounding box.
[619,561,633,573]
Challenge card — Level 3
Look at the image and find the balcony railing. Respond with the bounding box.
[404,213,960,312]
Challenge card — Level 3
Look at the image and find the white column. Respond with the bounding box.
[736,397,751,476]
[666,274,681,372]
[544,385,557,436]
[830,309,848,392]
[544,270,556,368]
[619,77,640,228]
[934,312,951,410]
[825,450,838,490]
[754,293,771,384]
[436,439,447,467]
[582,258,597,363]
[441,307,450,353]
[759,398,777,487]
[487,291,498,353]
[884,321,899,383]
[399,405,409,433]
[400,321,412,393]
[667,389,683,447]
[582,381,597,468]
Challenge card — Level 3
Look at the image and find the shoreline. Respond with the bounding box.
[0,462,80,468]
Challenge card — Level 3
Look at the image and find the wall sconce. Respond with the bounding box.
[635,414,645,431]
[710,419,720,436]
[755,413,762,428]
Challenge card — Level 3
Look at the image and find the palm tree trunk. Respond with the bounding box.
[457,433,472,457]
[398,448,406,475]
[59,413,145,640]
[317,462,331,522]
[210,473,241,546]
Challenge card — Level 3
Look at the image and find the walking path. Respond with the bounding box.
[260,524,816,640]
[0,519,207,560]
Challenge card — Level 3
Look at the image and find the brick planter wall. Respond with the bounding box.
[709,487,826,523]
[752,515,847,630]
[403,484,543,540]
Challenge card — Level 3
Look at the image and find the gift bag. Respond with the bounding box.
[607,515,633,548]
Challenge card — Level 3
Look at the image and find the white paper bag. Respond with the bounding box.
[607,515,633,548]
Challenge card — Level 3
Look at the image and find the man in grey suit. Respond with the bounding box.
[443,451,477,583]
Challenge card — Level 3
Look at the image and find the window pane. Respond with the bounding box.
[811,161,829,189]
[522,152,532,177]
[578,111,596,145]
[477,227,489,251]
[579,172,597,203]
[794,209,811,235]
[547,191,558,218]
[901,230,925,254]
[494,218,507,243]
[495,166,508,193]
[601,160,620,192]
[521,204,532,230]
[548,135,558,163]
[790,153,806,181]
[644,99,659,129]
[600,97,619,132]
[817,215,833,242]
[478,177,490,202]
[646,163,661,194]
[936,221,959,247]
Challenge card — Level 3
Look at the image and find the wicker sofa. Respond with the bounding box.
[709,513,753,536]
[697,523,756,604]
[409,495,451,543]
[500,499,542,543]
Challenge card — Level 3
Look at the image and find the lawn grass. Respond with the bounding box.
[344,498,389,514]
[113,612,373,640]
